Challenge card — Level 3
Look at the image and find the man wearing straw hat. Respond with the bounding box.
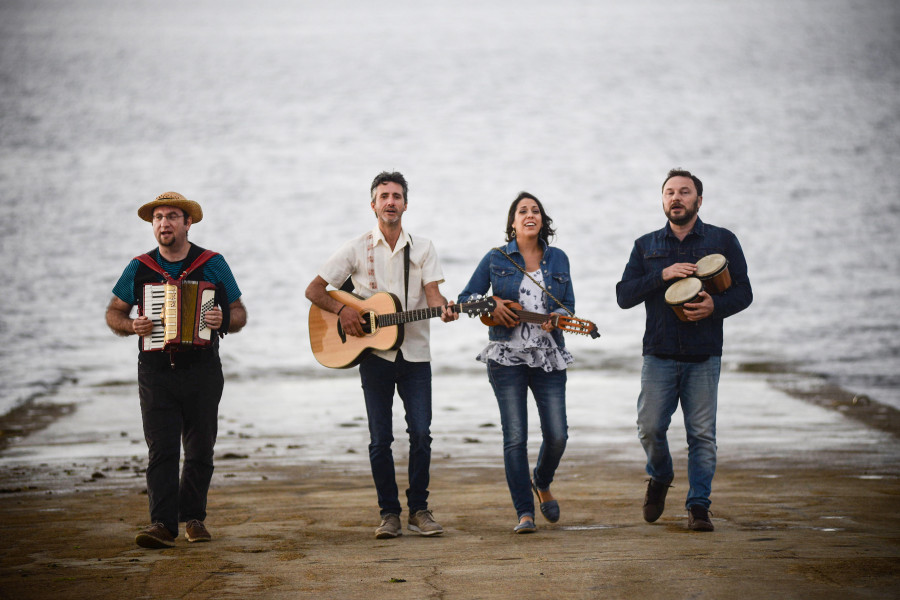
[106,191,247,548]
[616,169,752,532]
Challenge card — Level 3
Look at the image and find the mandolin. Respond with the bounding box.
[309,290,496,369]
[480,297,600,339]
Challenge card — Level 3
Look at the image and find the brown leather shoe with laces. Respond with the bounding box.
[135,523,176,548]
[687,505,715,531]
[643,478,672,523]
[185,519,212,542]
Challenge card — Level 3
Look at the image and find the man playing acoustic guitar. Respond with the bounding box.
[305,171,458,539]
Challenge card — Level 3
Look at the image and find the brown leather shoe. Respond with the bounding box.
[185,519,212,543]
[135,523,176,548]
[687,505,715,531]
[642,478,672,523]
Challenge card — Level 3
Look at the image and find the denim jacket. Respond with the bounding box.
[616,218,752,357]
[459,239,575,348]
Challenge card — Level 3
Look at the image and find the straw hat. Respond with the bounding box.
[138,191,203,223]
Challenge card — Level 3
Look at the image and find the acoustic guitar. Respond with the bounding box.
[480,297,600,339]
[309,290,497,368]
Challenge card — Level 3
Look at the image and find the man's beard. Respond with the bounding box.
[156,233,176,247]
[667,203,699,226]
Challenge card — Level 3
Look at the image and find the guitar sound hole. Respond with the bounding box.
[360,311,374,335]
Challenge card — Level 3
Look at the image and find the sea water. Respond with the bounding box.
[1,0,899,419]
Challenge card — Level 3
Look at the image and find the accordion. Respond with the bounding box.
[141,280,217,352]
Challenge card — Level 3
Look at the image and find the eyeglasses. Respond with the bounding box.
[153,212,185,222]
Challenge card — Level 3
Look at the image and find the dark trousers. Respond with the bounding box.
[138,352,224,536]
[358,353,433,517]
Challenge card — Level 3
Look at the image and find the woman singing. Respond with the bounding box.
[458,192,574,533]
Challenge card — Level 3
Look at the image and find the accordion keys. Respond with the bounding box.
[141,281,217,351]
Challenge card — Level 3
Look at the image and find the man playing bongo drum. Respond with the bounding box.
[616,168,752,531]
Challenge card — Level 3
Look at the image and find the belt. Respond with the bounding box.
[139,348,218,371]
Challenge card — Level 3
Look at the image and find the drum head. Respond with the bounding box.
[696,253,727,277]
[665,277,703,304]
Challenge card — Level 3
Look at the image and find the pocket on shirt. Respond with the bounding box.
[643,248,670,260]
[490,265,517,278]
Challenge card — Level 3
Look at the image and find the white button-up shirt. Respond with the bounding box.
[317,226,445,362]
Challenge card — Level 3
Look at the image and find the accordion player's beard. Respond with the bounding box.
[156,230,183,248]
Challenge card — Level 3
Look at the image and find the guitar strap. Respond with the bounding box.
[493,246,574,317]
[404,236,411,309]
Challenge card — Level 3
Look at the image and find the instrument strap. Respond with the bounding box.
[404,237,411,309]
[493,246,574,317]
[180,249,219,280]
[134,253,175,283]
[134,249,220,283]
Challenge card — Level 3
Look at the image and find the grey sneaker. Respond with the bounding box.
[408,509,444,536]
[135,523,176,549]
[185,519,212,543]
[375,514,402,539]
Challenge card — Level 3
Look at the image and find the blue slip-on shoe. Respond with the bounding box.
[514,517,536,534]
[532,480,560,523]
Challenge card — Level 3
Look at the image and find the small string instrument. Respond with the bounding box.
[480,297,600,339]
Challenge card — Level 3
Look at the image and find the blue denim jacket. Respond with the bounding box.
[459,239,575,348]
[616,219,752,357]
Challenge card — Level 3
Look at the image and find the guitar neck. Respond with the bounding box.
[508,306,600,339]
[376,304,457,327]
[510,308,556,325]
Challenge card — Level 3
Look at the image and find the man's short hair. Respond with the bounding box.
[370,171,409,203]
[662,168,703,197]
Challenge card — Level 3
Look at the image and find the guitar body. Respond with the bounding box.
[309,290,404,369]
[479,299,525,327]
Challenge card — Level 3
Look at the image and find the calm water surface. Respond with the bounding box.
[1,0,898,415]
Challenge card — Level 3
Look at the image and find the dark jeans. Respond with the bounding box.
[138,351,224,536]
[359,353,433,517]
[486,361,568,519]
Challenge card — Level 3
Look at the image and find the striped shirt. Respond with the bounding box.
[112,249,242,306]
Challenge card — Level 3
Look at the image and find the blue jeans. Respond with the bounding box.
[359,353,433,517]
[487,361,568,519]
[637,355,721,510]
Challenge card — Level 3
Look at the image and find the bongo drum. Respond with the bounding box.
[695,253,731,294]
[665,277,703,322]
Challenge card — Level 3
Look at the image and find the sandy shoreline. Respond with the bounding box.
[1,370,899,598]
[2,453,898,599]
